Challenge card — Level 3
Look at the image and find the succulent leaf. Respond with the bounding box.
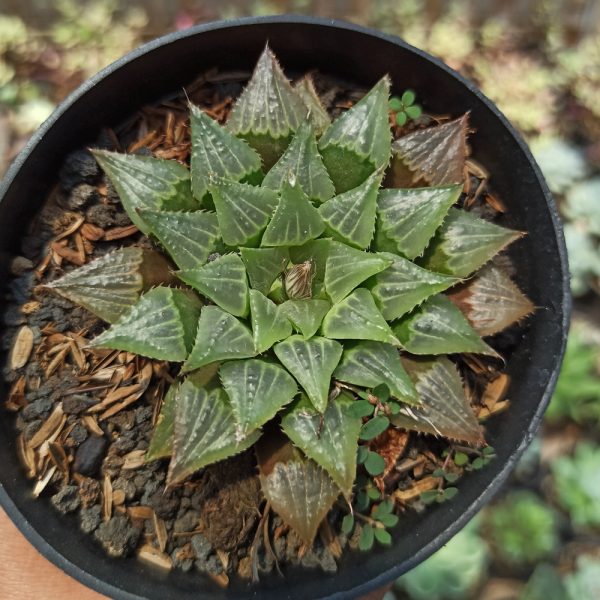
[447,263,535,336]
[168,382,261,486]
[325,241,392,304]
[374,184,462,259]
[322,288,400,346]
[140,209,220,270]
[261,181,325,247]
[44,247,172,323]
[220,359,298,438]
[92,150,198,233]
[274,335,343,412]
[393,295,498,356]
[319,76,391,192]
[249,289,292,353]
[258,444,341,546]
[281,392,362,498]
[184,306,256,372]
[391,115,468,186]
[262,119,335,202]
[294,75,331,134]
[334,341,418,404]
[368,253,460,321]
[227,45,308,167]
[92,287,201,361]
[420,208,523,277]
[146,382,178,461]
[393,357,483,443]
[240,246,289,295]
[189,103,262,200]
[177,253,249,317]
[319,170,382,248]
[210,178,279,247]
[279,298,331,339]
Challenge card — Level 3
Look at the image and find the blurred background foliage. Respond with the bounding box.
[1,1,599,598]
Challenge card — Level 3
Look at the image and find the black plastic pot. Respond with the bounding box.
[0,15,570,600]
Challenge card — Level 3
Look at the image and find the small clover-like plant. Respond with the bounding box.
[46,45,533,550]
[389,90,422,126]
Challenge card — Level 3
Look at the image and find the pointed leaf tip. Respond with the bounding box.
[249,289,292,353]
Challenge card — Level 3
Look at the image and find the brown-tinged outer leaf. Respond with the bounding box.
[393,356,483,444]
[45,248,174,323]
[256,439,340,546]
[392,115,469,186]
[146,382,178,461]
[447,263,535,336]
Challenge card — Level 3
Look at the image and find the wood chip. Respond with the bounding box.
[112,489,126,506]
[482,373,510,409]
[82,415,105,436]
[10,326,34,369]
[89,384,143,413]
[128,506,155,520]
[103,224,139,241]
[207,572,229,588]
[32,465,57,498]
[81,222,105,241]
[17,433,36,478]
[48,441,69,475]
[5,377,26,411]
[102,475,113,522]
[44,345,70,378]
[137,544,173,570]
[121,449,146,470]
[153,513,168,553]
[28,404,65,449]
[53,214,85,242]
[393,475,440,503]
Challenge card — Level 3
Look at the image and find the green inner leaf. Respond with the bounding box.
[177,253,249,317]
[184,306,256,372]
[368,252,460,321]
[140,209,220,270]
[249,289,293,353]
[261,181,325,247]
[319,76,391,192]
[92,150,198,233]
[240,246,289,295]
[274,335,343,412]
[279,298,331,339]
[334,341,418,404]
[189,103,262,201]
[262,119,335,203]
[210,178,279,247]
[393,356,483,443]
[92,287,201,361]
[319,170,382,249]
[325,241,392,304]
[220,358,298,438]
[375,184,462,259]
[322,288,400,346]
[281,392,362,498]
[168,382,261,486]
[419,208,523,277]
[393,294,498,356]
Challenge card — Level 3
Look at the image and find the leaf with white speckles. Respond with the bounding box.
[220,359,297,438]
[240,247,289,295]
[249,290,292,353]
[392,356,483,444]
[279,298,330,339]
[168,382,260,486]
[281,392,361,498]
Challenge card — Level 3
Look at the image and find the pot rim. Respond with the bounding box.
[0,14,571,600]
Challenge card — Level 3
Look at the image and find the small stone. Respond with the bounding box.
[80,505,102,534]
[59,149,99,191]
[23,420,42,441]
[10,256,33,276]
[94,515,141,558]
[64,183,98,210]
[22,396,53,420]
[113,434,136,455]
[173,509,200,534]
[112,476,137,501]
[62,394,96,415]
[69,423,88,445]
[73,435,108,476]
[148,489,180,519]
[318,548,338,573]
[51,485,81,514]
[79,477,101,507]
[191,534,212,562]
[86,204,116,228]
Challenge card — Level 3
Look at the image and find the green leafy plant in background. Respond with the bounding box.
[551,442,600,529]
[46,46,531,547]
[545,327,600,425]
[564,555,600,600]
[389,90,422,126]
[395,520,489,600]
[483,491,559,566]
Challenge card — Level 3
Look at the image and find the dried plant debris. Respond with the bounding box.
[2,45,534,581]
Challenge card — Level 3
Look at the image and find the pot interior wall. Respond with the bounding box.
[0,18,568,600]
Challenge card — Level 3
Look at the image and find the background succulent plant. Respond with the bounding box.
[46,45,532,547]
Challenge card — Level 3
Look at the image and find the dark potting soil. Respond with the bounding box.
[1,67,523,583]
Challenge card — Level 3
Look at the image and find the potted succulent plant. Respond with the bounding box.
[0,16,569,600]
